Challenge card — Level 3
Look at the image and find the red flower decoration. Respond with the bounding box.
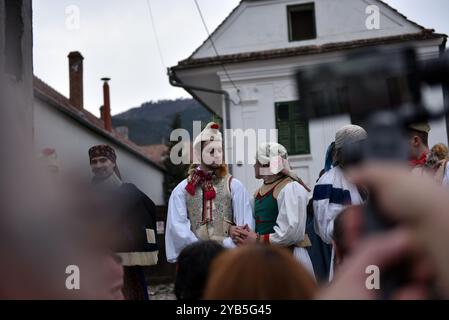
[211,123,220,130]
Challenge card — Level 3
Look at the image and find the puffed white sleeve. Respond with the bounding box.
[165,179,199,263]
[266,182,308,246]
[222,178,255,249]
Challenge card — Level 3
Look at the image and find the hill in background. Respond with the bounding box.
[112,98,213,146]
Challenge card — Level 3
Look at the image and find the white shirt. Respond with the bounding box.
[165,178,254,263]
[313,166,363,245]
[266,181,315,278]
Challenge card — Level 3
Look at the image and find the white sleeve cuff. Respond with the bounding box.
[222,237,236,249]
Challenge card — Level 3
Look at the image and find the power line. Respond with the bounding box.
[145,0,167,70]
[193,0,241,104]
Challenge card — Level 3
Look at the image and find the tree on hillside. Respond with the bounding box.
[163,113,189,203]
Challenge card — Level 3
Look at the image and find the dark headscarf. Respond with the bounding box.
[88,145,122,180]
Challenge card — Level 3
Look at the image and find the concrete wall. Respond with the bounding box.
[33,98,165,205]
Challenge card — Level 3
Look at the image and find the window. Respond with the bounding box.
[288,3,316,42]
[275,101,310,155]
[5,0,24,80]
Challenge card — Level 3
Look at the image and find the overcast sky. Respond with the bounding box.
[32,0,449,116]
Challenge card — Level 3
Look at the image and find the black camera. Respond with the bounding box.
[296,46,449,170]
[296,47,449,125]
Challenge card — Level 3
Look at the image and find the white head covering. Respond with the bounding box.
[193,122,222,149]
[334,125,367,149]
[256,142,310,192]
[193,122,223,163]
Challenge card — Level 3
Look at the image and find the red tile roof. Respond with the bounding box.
[33,76,166,172]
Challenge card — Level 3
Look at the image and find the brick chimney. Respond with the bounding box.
[101,78,112,132]
[68,51,84,110]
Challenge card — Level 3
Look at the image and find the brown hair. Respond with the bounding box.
[430,143,449,161]
[188,141,228,178]
[187,163,228,179]
[203,245,317,300]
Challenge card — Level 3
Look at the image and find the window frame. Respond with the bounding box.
[287,3,317,42]
[275,100,311,156]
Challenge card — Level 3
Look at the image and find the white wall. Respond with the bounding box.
[223,71,351,195]
[194,0,421,59]
[33,98,165,205]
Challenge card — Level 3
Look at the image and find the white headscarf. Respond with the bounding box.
[334,125,367,149]
[256,142,310,192]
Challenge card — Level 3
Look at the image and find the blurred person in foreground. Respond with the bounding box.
[332,205,363,272]
[234,142,315,279]
[89,144,158,300]
[204,245,316,300]
[175,241,225,300]
[312,125,368,279]
[165,122,254,263]
[0,166,126,299]
[318,163,449,299]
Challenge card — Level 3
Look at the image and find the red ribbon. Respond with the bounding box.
[185,169,216,200]
[409,152,428,167]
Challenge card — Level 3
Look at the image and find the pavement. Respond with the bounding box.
[148,283,176,300]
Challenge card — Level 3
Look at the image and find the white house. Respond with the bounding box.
[33,52,166,205]
[170,0,448,194]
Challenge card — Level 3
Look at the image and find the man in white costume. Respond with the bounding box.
[312,125,367,279]
[165,122,254,263]
[234,142,315,278]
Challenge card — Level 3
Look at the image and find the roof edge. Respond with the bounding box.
[172,31,447,70]
[33,76,167,173]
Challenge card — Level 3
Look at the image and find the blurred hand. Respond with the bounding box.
[348,163,447,223]
[319,228,432,300]
[348,163,449,298]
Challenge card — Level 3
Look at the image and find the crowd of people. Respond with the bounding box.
[166,121,449,300]
[4,118,449,300]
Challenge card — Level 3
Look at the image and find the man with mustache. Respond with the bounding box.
[165,122,254,263]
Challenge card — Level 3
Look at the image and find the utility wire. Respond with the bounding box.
[146,0,167,70]
[193,0,241,104]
